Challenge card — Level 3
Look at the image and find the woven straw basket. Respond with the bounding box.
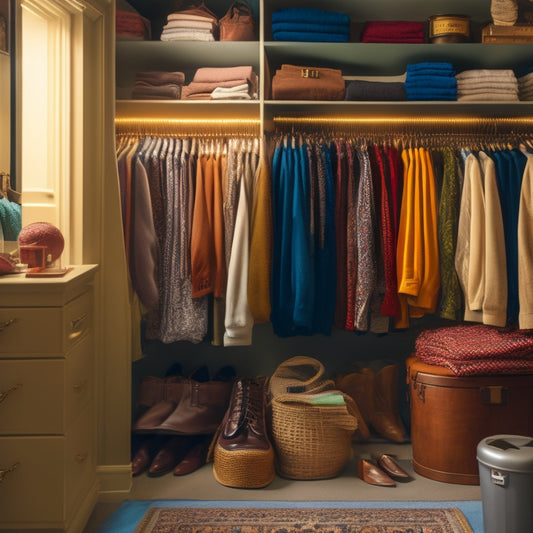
[268,356,358,480]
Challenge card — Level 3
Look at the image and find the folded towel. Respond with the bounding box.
[271,21,350,34]
[132,84,182,100]
[455,69,516,80]
[405,76,457,89]
[163,19,216,31]
[192,66,255,84]
[272,7,350,26]
[135,71,185,86]
[458,92,519,101]
[161,29,215,41]
[211,84,252,100]
[272,30,349,42]
[362,20,425,42]
[405,87,457,100]
[407,62,455,74]
[344,80,407,101]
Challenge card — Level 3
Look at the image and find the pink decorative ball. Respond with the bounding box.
[18,222,65,261]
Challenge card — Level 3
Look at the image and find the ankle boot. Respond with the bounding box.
[335,370,373,441]
[156,374,234,435]
[213,377,275,488]
[372,364,406,443]
[133,376,165,422]
[132,376,186,432]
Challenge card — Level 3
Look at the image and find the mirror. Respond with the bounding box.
[0,0,21,251]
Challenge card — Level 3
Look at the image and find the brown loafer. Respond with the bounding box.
[376,453,410,480]
[357,458,395,487]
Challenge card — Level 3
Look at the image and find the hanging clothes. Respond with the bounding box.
[116,132,263,346]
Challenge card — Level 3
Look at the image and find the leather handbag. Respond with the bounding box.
[219,0,256,41]
[271,64,346,100]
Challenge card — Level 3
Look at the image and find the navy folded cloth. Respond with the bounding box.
[272,21,350,34]
[345,80,407,101]
[273,30,349,42]
[272,7,350,26]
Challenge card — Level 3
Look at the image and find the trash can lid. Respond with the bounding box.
[477,435,533,473]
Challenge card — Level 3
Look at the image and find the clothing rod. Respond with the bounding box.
[115,117,261,137]
[272,115,533,134]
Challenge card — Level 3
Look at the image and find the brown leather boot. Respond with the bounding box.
[133,376,165,421]
[132,376,187,433]
[156,376,234,435]
[213,377,275,488]
[372,364,406,443]
[335,371,372,441]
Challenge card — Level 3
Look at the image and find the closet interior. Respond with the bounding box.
[116,0,533,490]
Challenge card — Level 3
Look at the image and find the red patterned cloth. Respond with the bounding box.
[415,324,533,375]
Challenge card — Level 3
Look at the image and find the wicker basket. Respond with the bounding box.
[268,356,358,480]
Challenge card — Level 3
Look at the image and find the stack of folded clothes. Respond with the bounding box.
[271,7,350,42]
[518,68,533,100]
[116,0,151,40]
[344,74,407,101]
[181,66,258,100]
[361,20,425,43]
[456,69,518,101]
[131,71,186,100]
[160,1,218,41]
[404,62,457,101]
[456,69,519,101]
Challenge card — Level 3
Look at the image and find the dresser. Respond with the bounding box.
[0,265,98,532]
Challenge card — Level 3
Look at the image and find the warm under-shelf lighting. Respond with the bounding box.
[115,117,262,137]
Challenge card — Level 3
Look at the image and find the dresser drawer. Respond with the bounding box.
[0,406,95,527]
[0,337,93,434]
[0,289,92,357]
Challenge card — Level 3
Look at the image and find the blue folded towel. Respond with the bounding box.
[272,30,349,42]
[406,62,455,74]
[272,7,350,26]
[272,22,350,35]
[405,87,457,100]
[405,76,458,89]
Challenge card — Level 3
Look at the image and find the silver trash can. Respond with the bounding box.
[477,435,533,533]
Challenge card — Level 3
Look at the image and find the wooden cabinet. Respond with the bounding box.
[0,265,98,533]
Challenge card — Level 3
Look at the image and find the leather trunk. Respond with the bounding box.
[406,356,533,485]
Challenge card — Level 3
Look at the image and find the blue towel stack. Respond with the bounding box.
[404,62,457,101]
[271,8,350,42]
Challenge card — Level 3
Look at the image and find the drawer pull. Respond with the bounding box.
[73,379,87,393]
[0,383,22,405]
[0,462,20,483]
[75,452,88,463]
[0,318,17,332]
[69,313,88,340]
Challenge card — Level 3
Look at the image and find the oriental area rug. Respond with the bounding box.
[133,506,473,533]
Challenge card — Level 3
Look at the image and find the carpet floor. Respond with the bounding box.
[93,500,484,533]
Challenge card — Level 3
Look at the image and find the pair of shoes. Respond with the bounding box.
[132,366,236,435]
[212,377,275,488]
[131,434,211,476]
[357,454,410,487]
[336,364,407,443]
[173,435,211,475]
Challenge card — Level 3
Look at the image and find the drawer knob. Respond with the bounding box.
[0,318,17,332]
[75,452,88,463]
[73,379,88,393]
[0,462,20,483]
[69,313,88,340]
[0,383,22,405]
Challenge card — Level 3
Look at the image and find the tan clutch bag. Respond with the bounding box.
[271,64,345,101]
